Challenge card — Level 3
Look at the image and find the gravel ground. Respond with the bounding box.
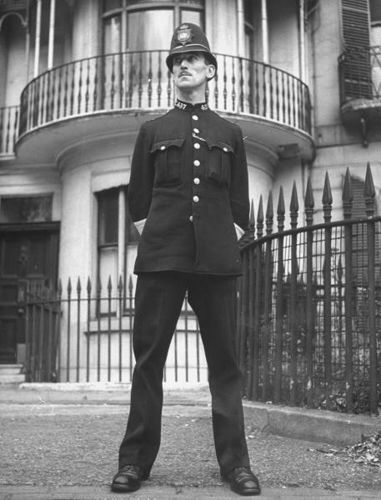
[0,404,380,494]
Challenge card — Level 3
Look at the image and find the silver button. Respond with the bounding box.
[193,128,200,134]
[194,143,200,149]
[193,195,199,203]
[194,160,200,166]
[160,145,166,150]
[192,115,199,121]
[194,178,200,185]
[223,147,228,152]
[189,215,193,222]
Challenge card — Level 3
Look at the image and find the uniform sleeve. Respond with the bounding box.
[127,124,154,229]
[230,126,250,234]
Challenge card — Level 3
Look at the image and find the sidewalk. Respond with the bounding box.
[1,383,380,500]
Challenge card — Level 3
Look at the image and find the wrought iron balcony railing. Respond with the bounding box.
[17,50,311,141]
[339,45,381,104]
[0,105,19,156]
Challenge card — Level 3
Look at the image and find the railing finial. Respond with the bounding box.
[87,276,91,295]
[364,162,376,218]
[304,176,314,226]
[322,172,333,223]
[277,187,285,232]
[290,182,299,229]
[266,191,274,235]
[257,195,264,239]
[342,168,353,220]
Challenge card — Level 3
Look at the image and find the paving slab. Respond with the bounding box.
[1,382,380,446]
[1,485,381,500]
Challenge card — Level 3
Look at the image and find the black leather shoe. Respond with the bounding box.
[111,464,148,493]
[223,466,261,496]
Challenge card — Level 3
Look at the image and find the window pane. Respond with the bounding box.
[370,0,381,23]
[98,190,118,245]
[180,9,202,26]
[125,207,140,244]
[104,15,121,53]
[103,0,122,13]
[0,196,52,223]
[99,247,118,312]
[127,9,173,50]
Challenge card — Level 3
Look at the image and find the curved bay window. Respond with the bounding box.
[97,186,139,312]
[101,0,204,109]
[102,0,204,53]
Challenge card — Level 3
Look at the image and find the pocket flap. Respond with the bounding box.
[205,139,235,154]
[151,138,185,153]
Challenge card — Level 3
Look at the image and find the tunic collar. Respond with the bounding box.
[175,99,209,112]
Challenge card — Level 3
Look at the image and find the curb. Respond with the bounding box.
[1,382,380,446]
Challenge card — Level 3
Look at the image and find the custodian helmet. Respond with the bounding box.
[166,23,218,72]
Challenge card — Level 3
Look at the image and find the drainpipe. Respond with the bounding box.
[299,0,306,82]
[34,0,42,77]
[261,0,269,63]
[237,0,245,56]
[47,0,56,69]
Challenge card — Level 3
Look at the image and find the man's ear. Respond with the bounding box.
[206,64,216,81]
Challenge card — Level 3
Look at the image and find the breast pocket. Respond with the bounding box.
[205,140,234,186]
[151,138,184,186]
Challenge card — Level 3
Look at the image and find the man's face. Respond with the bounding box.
[172,52,216,92]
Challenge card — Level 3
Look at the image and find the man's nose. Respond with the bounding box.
[180,57,189,67]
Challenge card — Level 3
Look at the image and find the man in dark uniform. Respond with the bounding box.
[111,23,261,496]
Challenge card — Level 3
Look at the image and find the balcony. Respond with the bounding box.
[0,105,19,158]
[10,51,313,162]
[339,46,381,127]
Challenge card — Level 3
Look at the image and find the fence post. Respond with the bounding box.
[364,164,378,415]
[274,188,285,403]
[289,183,299,405]
[322,173,333,410]
[342,169,354,413]
[246,201,256,399]
[305,177,315,407]
[252,196,264,400]
[263,192,274,401]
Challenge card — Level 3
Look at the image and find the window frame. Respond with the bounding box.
[102,0,204,53]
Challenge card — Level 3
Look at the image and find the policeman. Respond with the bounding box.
[111,23,261,496]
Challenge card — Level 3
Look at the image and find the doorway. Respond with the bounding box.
[0,223,59,364]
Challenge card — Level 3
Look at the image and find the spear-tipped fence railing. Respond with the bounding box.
[25,275,206,385]
[237,164,381,415]
[24,164,380,414]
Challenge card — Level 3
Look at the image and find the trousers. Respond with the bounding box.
[118,271,250,476]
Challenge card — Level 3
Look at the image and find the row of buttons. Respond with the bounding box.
[191,114,200,222]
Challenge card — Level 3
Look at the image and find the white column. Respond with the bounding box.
[237,0,245,56]
[261,0,269,63]
[34,0,42,77]
[48,0,56,69]
[299,0,306,81]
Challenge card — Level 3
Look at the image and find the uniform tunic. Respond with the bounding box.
[127,100,250,276]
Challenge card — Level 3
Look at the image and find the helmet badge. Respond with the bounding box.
[176,25,192,45]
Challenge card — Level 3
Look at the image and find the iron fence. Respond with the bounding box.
[0,105,19,156]
[237,165,381,415]
[18,50,311,138]
[24,164,381,414]
[25,277,207,384]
